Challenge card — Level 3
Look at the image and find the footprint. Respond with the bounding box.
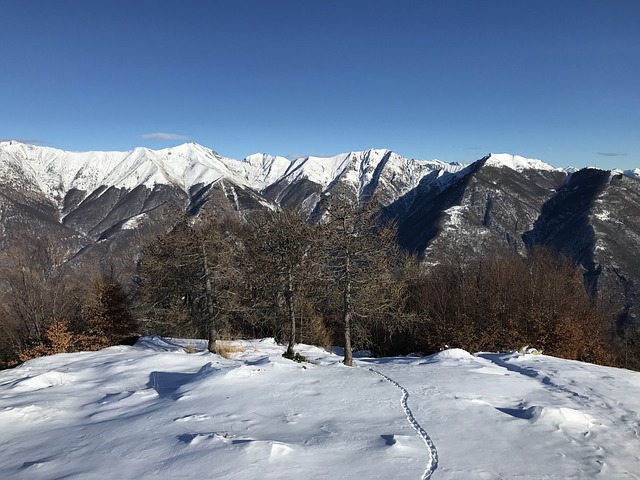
[381,434,396,446]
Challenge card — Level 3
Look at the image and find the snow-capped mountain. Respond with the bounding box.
[1,141,639,328]
[0,141,466,243]
[483,153,562,172]
[0,141,264,200]
[0,141,458,212]
[0,141,467,284]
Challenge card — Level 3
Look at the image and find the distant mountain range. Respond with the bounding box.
[1,141,638,328]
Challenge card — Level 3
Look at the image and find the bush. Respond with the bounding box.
[18,321,88,362]
[282,351,307,363]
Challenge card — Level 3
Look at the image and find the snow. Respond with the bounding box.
[594,210,611,222]
[0,142,467,207]
[1,337,639,479]
[1,142,637,200]
[281,152,353,189]
[624,168,640,179]
[237,153,291,190]
[0,142,250,201]
[121,213,147,230]
[484,153,562,172]
[443,205,465,227]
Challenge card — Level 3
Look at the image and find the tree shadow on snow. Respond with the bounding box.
[476,353,541,379]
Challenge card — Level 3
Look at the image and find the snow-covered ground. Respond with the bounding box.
[0,338,639,479]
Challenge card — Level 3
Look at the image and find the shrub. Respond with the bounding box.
[282,350,307,363]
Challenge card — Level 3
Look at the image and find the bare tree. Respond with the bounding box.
[1,253,82,348]
[138,214,245,353]
[248,209,314,357]
[407,244,615,364]
[317,196,403,365]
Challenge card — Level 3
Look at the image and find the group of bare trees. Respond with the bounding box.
[0,197,626,369]
[0,241,135,367]
[136,198,407,365]
[406,246,615,365]
[136,199,616,367]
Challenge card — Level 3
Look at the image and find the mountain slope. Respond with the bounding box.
[0,142,463,271]
[390,154,566,256]
[1,141,639,326]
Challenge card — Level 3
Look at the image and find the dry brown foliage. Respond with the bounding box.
[18,321,90,362]
[214,341,243,359]
[406,246,616,365]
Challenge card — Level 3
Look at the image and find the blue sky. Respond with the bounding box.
[1,1,638,170]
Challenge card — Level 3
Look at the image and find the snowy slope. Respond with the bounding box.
[260,148,467,211]
[213,149,432,197]
[289,149,463,195]
[0,141,251,201]
[0,337,638,479]
[233,153,292,190]
[2,142,636,205]
[0,142,464,207]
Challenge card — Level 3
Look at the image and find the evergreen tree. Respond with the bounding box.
[86,276,135,347]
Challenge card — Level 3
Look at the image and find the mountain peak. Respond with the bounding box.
[484,153,560,172]
[624,168,640,179]
[161,142,218,157]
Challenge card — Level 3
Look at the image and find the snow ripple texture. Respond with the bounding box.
[369,367,438,480]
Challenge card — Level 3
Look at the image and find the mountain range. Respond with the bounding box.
[1,140,638,330]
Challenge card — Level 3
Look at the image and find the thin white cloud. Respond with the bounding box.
[142,132,191,141]
[597,152,628,157]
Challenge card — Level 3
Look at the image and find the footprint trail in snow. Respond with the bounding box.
[369,367,438,480]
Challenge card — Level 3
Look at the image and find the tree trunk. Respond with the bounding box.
[343,259,353,366]
[207,323,217,354]
[202,244,217,354]
[285,268,296,356]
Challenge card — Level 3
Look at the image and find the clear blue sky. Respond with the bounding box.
[2,0,638,170]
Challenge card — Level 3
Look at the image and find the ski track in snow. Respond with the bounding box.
[368,367,438,480]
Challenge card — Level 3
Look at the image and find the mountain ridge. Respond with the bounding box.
[3,141,636,203]
[1,140,639,334]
